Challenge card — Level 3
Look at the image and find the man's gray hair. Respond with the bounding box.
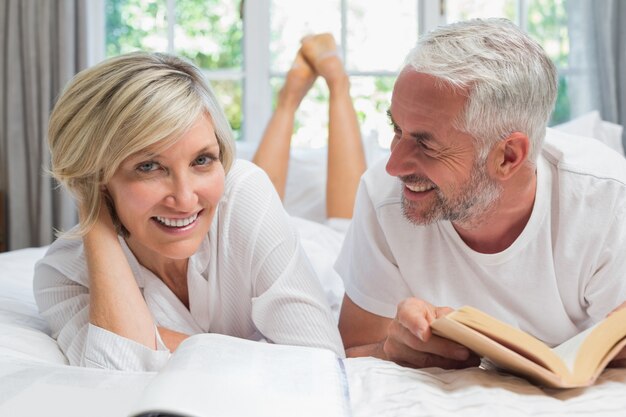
[404,18,558,163]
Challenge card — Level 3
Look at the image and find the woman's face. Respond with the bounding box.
[106,114,225,262]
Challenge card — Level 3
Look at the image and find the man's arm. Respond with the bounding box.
[339,295,480,369]
[338,295,390,359]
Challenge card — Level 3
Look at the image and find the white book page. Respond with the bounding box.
[130,333,350,417]
[551,324,598,373]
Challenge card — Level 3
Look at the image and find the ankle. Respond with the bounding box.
[325,73,350,92]
[276,89,303,112]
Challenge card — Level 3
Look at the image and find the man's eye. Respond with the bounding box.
[137,161,158,172]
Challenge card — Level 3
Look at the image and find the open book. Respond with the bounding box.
[431,306,626,388]
[129,333,350,417]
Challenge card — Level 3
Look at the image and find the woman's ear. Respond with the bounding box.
[490,132,530,180]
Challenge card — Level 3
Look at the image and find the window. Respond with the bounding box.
[106,0,244,138]
[101,0,573,146]
[445,0,571,125]
[269,0,417,149]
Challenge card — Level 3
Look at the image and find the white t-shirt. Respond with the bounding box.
[335,129,626,347]
[34,160,344,371]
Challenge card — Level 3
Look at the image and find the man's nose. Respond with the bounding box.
[386,137,418,177]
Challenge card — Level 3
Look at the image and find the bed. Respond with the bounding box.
[2,113,625,416]
[2,246,626,417]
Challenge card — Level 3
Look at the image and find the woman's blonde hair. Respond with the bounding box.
[48,52,236,236]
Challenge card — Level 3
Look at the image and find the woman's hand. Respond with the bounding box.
[84,189,158,350]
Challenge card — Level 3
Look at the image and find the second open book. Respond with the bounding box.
[431,306,626,388]
[129,333,350,417]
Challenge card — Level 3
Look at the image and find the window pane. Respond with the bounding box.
[175,0,243,70]
[351,76,395,149]
[346,1,417,72]
[211,79,243,140]
[106,0,168,57]
[270,0,341,73]
[527,0,568,67]
[270,75,394,150]
[550,74,570,125]
[526,0,570,123]
[445,0,516,23]
[270,78,330,148]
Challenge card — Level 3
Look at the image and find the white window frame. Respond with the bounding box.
[88,0,568,143]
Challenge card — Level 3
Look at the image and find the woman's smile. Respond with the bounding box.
[106,114,225,263]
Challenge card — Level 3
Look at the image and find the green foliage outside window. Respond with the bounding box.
[106,0,243,138]
[106,0,573,144]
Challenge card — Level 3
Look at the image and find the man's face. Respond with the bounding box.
[386,70,501,227]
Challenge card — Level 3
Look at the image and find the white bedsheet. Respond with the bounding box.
[2,246,626,417]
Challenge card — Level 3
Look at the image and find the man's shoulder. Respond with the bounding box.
[542,128,626,183]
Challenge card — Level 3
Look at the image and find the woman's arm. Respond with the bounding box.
[34,197,173,370]
[83,197,156,349]
[237,166,345,356]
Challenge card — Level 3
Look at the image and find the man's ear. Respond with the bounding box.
[489,132,530,180]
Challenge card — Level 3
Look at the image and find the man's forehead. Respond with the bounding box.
[393,70,462,98]
[390,70,467,119]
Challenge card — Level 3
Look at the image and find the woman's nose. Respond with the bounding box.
[164,174,198,209]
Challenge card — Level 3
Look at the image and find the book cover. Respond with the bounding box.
[431,306,626,388]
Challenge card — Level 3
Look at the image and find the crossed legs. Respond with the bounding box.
[252,34,366,219]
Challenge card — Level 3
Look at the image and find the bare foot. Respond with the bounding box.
[278,51,317,109]
[300,33,347,87]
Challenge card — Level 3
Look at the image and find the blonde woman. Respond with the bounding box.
[33,52,344,371]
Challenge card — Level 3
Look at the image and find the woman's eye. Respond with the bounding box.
[194,155,214,166]
[136,161,158,172]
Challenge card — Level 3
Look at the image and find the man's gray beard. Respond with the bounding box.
[401,158,503,229]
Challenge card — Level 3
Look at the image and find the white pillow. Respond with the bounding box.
[554,111,624,156]
[0,246,68,364]
[236,141,329,222]
[0,323,68,365]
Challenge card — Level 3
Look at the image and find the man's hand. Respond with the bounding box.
[608,301,626,368]
[339,295,480,369]
[382,298,480,369]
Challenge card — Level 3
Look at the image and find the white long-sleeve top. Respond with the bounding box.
[33,160,344,371]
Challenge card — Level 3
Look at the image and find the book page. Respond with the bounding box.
[551,325,596,373]
[442,306,569,376]
[130,333,350,417]
[0,356,153,417]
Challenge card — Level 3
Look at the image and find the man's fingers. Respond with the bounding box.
[384,336,480,370]
[395,298,436,341]
[389,319,473,361]
[435,306,454,318]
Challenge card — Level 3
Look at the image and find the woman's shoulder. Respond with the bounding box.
[216,159,288,234]
[34,233,89,286]
[223,159,278,204]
